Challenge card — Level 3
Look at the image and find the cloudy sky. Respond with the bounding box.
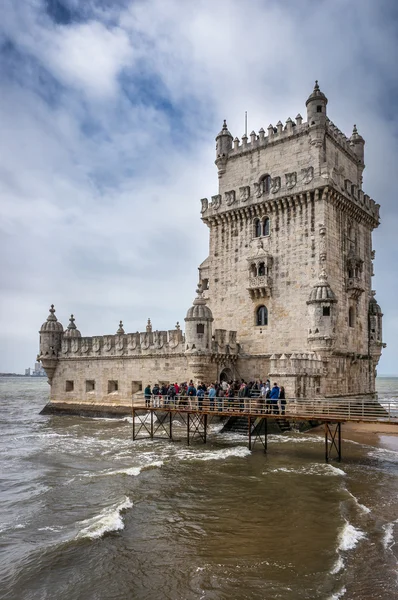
[1,0,397,374]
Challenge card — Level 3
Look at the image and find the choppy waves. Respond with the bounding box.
[263,463,346,477]
[330,520,366,574]
[75,496,133,540]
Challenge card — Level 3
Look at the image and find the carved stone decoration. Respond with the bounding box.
[302,166,314,184]
[239,186,250,203]
[254,182,262,198]
[71,338,79,353]
[140,332,152,350]
[115,336,124,352]
[270,177,281,194]
[127,333,139,351]
[210,194,221,210]
[103,336,113,352]
[225,190,236,206]
[92,337,101,353]
[319,223,327,262]
[81,339,89,354]
[200,198,208,213]
[61,339,69,354]
[153,331,165,349]
[285,172,297,189]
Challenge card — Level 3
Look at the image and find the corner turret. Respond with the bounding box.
[215,120,233,177]
[350,124,365,165]
[307,270,337,352]
[184,284,216,384]
[306,81,328,148]
[38,305,63,383]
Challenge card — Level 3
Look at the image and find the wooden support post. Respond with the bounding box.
[325,422,342,462]
[204,413,207,443]
[248,415,252,450]
[132,408,135,440]
[150,410,154,439]
[264,418,267,454]
[187,412,190,446]
[324,423,328,463]
[169,411,173,440]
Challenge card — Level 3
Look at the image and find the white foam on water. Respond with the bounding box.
[337,520,366,552]
[75,496,132,540]
[267,434,324,444]
[330,556,345,575]
[81,459,163,479]
[328,586,347,599]
[177,445,251,462]
[368,447,398,463]
[330,521,366,576]
[345,490,371,514]
[38,525,64,532]
[382,520,397,550]
[264,463,346,477]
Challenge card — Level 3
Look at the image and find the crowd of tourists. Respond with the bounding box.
[143,379,286,415]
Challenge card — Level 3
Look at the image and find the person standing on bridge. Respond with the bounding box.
[279,386,286,415]
[144,384,152,408]
[269,383,280,414]
[208,384,216,411]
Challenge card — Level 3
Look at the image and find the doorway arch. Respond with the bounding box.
[219,368,233,382]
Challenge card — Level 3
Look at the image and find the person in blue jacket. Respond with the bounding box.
[269,383,280,414]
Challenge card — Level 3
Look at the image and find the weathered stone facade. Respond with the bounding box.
[39,82,384,408]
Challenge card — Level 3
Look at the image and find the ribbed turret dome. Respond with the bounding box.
[63,314,81,338]
[308,271,336,303]
[306,80,328,106]
[350,124,364,144]
[185,285,213,321]
[216,119,233,140]
[40,305,64,332]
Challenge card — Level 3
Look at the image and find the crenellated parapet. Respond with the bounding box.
[60,325,186,358]
[269,352,324,377]
[225,114,308,161]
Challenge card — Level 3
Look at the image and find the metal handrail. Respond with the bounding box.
[134,394,398,423]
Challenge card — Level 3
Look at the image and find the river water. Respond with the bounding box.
[1,377,397,600]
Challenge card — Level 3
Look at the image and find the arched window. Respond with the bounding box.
[263,217,270,236]
[254,219,262,238]
[258,262,266,276]
[256,305,268,326]
[262,174,271,193]
[250,263,257,277]
[348,307,355,328]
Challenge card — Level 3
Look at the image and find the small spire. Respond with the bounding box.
[353,124,358,135]
[175,321,180,330]
[314,79,320,91]
[47,304,57,321]
[222,119,228,130]
[117,320,125,334]
[67,314,76,330]
[196,282,204,297]
[146,318,152,333]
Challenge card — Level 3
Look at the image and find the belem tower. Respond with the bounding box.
[38,82,385,410]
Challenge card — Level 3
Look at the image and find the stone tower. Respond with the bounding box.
[199,81,384,398]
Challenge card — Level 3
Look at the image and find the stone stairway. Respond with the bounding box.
[221,415,293,435]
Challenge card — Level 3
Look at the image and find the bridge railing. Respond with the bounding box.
[134,394,398,423]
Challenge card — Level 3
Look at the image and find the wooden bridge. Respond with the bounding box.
[132,396,398,462]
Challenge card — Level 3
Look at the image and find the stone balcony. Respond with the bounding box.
[247,275,271,299]
[346,276,364,300]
